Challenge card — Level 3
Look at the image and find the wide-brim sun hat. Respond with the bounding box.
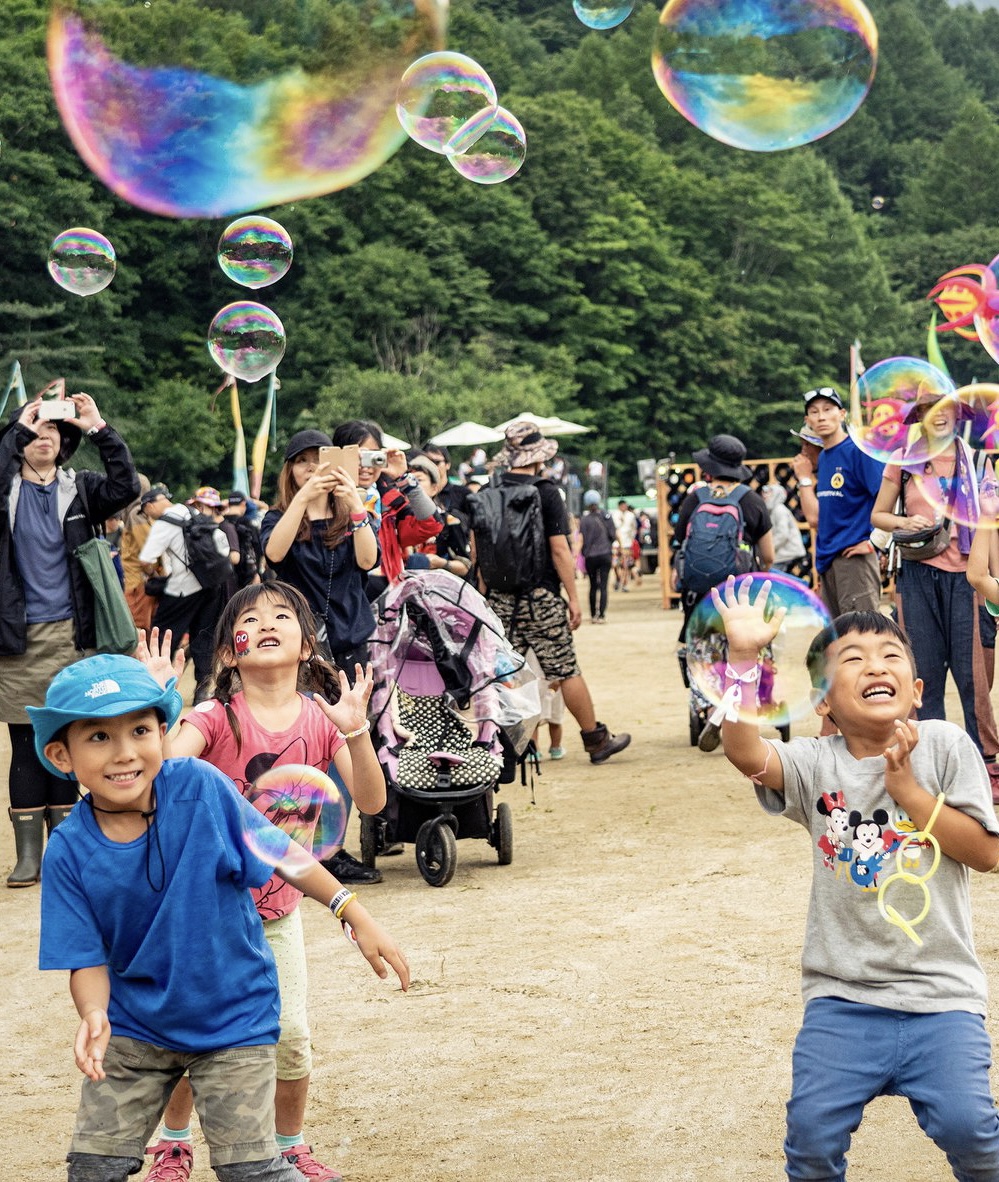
[191,485,222,507]
[285,428,333,462]
[26,654,183,779]
[790,425,823,447]
[692,434,753,482]
[902,388,975,426]
[493,420,559,468]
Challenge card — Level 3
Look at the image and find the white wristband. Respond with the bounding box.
[342,720,371,739]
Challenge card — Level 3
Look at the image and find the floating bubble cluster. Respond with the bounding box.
[685,573,832,727]
[47,0,448,218]
[651,0,878,151]
[217,217,294,290]
[207,301,286,383]
[47,226,116,296]
[849,357,956,465]
[448,107,527,185]
[573,0,635,30]
[396,51,498,156]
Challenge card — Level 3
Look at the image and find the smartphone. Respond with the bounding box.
[37,399,75,421]
[318,445,359,485]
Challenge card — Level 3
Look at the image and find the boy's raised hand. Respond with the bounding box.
[710,575,787,659]
[315,663,374,736]
[884,718,920,795]
[74,1009,111,1082]
[134,627,185,688]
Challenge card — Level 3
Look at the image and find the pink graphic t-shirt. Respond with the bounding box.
[183,693,345,920]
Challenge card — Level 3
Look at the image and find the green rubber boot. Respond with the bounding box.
[46,803,76,833]
[7,807,46,888]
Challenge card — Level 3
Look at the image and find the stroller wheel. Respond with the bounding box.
[415,819,457,888]
[360,813,379,869]
[492,801,513,866]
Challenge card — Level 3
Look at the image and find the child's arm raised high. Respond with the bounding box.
[713,576,786,793]
[315,663,386,816]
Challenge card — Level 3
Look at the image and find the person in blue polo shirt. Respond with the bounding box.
[791,387,884,617]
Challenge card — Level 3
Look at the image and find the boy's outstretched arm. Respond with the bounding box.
[69,965,112,1081]
[712,577,786,793]
[275,852,411,991]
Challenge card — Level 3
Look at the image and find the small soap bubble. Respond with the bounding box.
[47,227,116,296]
[848,357,956,465]
[207,301,286,383]
[652,0,878,152]
[685,573,832,727]
[871,195,885,210]
[448,107,526,185]
[573,0,635,30]
[217,217,294,290]
[396,51,499,155]
[243,764,346,871]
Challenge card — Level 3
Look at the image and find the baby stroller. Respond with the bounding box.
[364,572,541,887]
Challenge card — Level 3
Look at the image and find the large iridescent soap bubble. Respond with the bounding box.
[651,0,878,152]
[207,301,286,383]
[217,217,293,290]
[849,357,956,465]
[243,764,348,870]
[685,572,832,727]
[448,108,526,185]
[47,226,116,296]
[573,0,635,30]
[47,0,448,218]
[396,51,498,156]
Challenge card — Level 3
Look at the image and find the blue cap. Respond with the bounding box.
[583,490,601,507]
[26,654,183,778]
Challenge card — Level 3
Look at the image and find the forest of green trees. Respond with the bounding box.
[3,0,999,494]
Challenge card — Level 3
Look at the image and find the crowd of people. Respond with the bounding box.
[1,397,636,1182]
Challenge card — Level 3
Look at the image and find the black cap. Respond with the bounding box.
[140,486,169,507]
[285,429,333,461]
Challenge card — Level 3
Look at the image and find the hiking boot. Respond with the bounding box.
[145,1140,193,1182]
[280,1144,342,1181]
[581,723,631,764]
[697,720,721,752]
[322,848,383,884]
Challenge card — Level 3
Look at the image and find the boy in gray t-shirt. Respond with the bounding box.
[714,576,999,1180]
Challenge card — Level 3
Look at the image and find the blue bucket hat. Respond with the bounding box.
[26,654,183,778]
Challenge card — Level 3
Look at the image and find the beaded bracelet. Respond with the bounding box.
[348,517,371,534]
[342,720,371,739]
[328,888,357,920]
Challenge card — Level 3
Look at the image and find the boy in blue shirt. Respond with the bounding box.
[30,654,409,1182]
[715,575,999,1180]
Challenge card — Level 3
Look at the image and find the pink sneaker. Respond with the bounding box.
[280,1144,343,1181]
[145,1140,193,1182]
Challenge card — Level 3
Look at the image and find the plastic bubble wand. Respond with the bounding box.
[877,792,946,946]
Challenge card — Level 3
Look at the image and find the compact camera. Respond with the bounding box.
[359,448,387,468]
[37,399,76,421]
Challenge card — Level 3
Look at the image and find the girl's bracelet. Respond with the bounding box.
[348,518,371,533]
[342,720,371,739]
[328,888,357,920]
[349,511,367,522]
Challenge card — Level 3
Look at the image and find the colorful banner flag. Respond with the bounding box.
[0,360,28,419]
[926,312,951,378]
[250,371,279,500]
[849,339,864,424]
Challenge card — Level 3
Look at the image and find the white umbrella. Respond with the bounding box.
[493,411,590,436]
[381,431,411,450]
[429,420,505,446]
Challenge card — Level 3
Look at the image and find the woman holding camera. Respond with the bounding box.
[870,388,999,793]
[0,393,139,886]
[331,419,442,597]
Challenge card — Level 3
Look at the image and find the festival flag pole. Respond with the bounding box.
[849,339,865,426]
[215,374,250,496]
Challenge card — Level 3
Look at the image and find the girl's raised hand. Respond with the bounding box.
[709,575,787,659]
[315,663,374,735]
[134,627,185,687]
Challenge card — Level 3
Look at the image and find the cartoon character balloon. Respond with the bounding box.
[928,258,999,362]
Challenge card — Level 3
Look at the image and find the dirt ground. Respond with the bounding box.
[5,578,999,1181]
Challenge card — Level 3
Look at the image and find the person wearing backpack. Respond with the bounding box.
[579,489,617,623]
[467,421,631,765]
[139,486,232,701]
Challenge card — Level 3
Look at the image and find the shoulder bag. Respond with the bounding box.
[74,478,139,654]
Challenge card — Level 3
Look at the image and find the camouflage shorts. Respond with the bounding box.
[71,1037,279,1168]
[487,588,581,682]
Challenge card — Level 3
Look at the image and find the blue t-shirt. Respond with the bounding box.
[39,758,286,1053]
[814,436,885,573]
[15,480,73,623]
[260,512,377,653]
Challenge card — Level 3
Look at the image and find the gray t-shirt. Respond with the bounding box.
[760,719,998,1016]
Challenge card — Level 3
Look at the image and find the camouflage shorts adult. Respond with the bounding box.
[70,1036,280,1169]
[487,588,581,682]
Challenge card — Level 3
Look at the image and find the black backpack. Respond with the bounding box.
[467,482,547,594]
[676,484,753,596]
[162,511,232,590]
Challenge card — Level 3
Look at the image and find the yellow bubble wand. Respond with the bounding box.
[877,792,946,946]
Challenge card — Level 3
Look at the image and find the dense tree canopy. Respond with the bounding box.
[1,0,997,494]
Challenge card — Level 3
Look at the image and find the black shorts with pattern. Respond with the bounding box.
[487,587,581,682]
